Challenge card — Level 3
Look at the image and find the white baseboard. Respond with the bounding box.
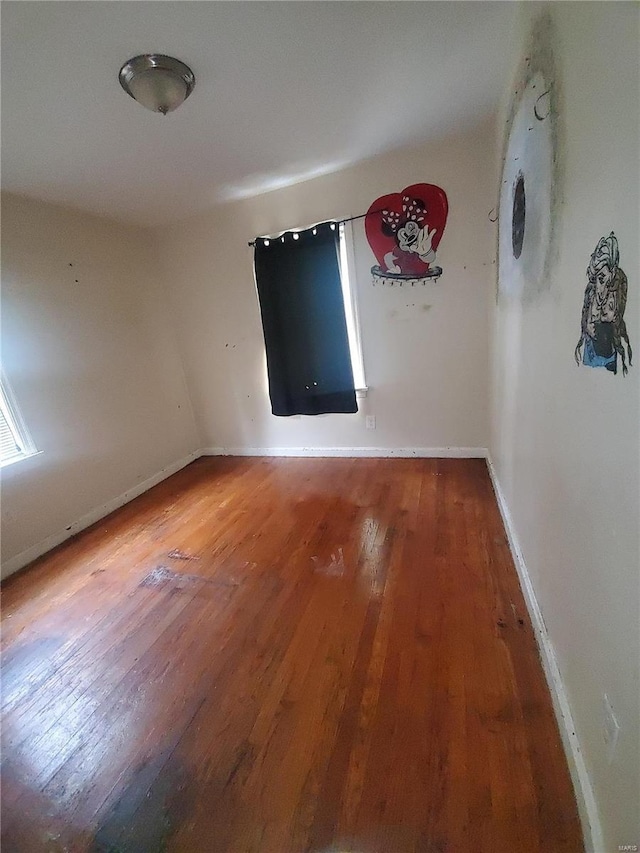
[485,455,603,853]
[201,446,488,459]
[1,451,200,581]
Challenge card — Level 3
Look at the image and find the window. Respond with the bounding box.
[254,219,366,417]
[338,221,367,394]
[0,374,38,468]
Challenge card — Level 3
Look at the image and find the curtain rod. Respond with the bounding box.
[247,209,384,247]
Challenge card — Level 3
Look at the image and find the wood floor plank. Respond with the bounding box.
[1,457,583,852]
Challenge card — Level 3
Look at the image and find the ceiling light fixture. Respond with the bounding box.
[118,54,195,115]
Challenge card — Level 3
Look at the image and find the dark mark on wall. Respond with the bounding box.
[512,172,526,260]
[534,88,552,121]
[497,12,563,304]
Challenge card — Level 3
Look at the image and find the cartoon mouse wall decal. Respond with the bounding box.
[365,183,448,286]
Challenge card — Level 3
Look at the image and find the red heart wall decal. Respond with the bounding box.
[365,183,448,277]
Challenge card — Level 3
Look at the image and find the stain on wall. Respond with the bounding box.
[497,12,564,303]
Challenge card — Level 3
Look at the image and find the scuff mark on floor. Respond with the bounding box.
[139,566,241,593]
[311,547,345,577]
[167,549,200,562]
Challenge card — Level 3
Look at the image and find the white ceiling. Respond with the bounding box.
[1,1,518,226]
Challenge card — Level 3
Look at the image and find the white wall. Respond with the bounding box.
[1,194,199,574]
[154,122,497,454]
[490,4,639,850]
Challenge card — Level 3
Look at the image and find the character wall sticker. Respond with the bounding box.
[365,183,448,285]
[575,232,633,376]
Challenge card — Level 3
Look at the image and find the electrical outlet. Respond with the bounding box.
[603,693,620,763]
[365,415,376,430]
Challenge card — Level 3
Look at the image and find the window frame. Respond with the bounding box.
[0,371,39,469]
[337,220,368,397]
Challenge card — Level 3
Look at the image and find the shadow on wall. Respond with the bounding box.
[495,299,523,500]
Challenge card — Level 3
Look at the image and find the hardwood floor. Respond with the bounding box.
[1,457,583,852]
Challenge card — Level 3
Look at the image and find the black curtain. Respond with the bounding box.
[254,222,358,416]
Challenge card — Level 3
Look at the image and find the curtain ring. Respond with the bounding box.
[534,89,551,121]
[488,208,498,223]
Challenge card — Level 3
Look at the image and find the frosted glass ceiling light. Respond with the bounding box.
[119,54,195,115]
